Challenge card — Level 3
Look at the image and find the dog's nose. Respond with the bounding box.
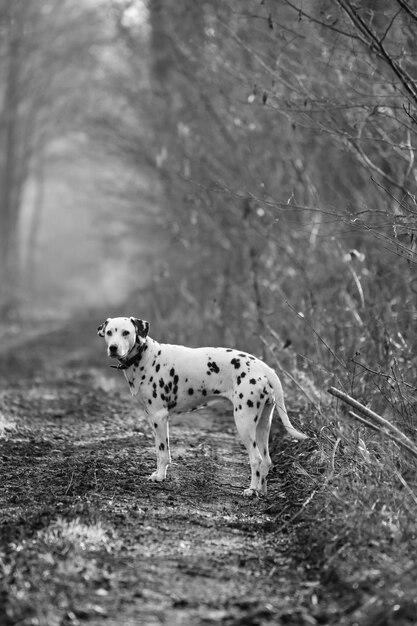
[109,344,118,354]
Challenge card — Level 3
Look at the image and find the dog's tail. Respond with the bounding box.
[266,368,308,440]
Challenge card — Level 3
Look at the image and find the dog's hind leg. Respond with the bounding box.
[147,409,171,482]
[255,401,274,495]
[233,406,264,496]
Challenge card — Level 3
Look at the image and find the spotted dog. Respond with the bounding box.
[98,317,307,496]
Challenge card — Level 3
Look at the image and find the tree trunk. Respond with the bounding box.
[0,2,24,315]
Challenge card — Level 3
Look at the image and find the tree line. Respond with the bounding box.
[0,0,416,414]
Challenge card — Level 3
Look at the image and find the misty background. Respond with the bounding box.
[1,0,416,404]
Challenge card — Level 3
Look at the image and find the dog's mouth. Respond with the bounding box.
[108,351,125,359]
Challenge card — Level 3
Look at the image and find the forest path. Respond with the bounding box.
[0,313,317,626]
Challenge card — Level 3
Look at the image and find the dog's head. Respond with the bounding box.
[97,317,150,359]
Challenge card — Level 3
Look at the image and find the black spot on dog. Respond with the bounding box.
[250,378,256,385]
[241,372,246,379]
[261,477,265,484]
[156,364,160,372]
[213,390,220,395]
[170,367,175,377]
[168,401,177,410]
[129,380,134,387]
[226,349,233,352]
[157,350,161,356]
[153,391,157,399]
[173,374,179,385]
[254,415,258,423]
[164,385,170,394]
[140,366,144,371]
[238,353,247,358]
[202,390,207,396]
[206,371,212,376]
[247,399,253,407]
[256,470,260,478]
[264,447,267,456]
[256,401,261,409]
[148,399,152,405]
[141,375,146,381]
[154,423,158,429]
[207,361,220,374]
[161,393,165,401]
[152,361,156,367]
[253,441,257,448]
[159,378,164,388]
[231,358,241,369]
[239,393,243,399]
[239,404,242,410]
[188,388,194,395]
[159,443,165,451]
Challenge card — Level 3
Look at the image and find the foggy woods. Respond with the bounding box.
[1,0,416,389]
[0,1,417,625]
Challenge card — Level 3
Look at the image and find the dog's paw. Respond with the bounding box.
[243,488,260,498]
[148,472,166,482]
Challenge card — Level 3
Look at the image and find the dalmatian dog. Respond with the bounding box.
[98,316,307,497]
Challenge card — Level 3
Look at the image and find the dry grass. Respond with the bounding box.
[267,403,417,624]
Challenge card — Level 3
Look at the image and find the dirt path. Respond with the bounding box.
[0,316,318,626]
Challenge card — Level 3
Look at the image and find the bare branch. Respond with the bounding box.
[328,386,417,458]
[348,411,417,459]
[336,0,417,103]
[396,0,417,21]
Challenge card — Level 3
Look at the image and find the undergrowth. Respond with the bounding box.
[269,405,417,625]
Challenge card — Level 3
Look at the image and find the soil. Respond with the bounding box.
[0,312,338,625]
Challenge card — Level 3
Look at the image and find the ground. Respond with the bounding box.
[0,312,415,626]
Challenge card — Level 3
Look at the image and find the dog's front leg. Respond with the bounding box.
[147,409,171,482]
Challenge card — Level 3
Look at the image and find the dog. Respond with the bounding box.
[98,316,307,496]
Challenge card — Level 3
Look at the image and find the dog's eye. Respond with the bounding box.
[122,330,130,337]
[106,330,112,337]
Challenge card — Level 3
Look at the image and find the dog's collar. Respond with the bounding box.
[109,341,147,370]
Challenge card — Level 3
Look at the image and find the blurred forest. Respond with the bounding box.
[0,0,416,410]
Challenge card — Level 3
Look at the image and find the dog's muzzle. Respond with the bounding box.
[109,345,120,357]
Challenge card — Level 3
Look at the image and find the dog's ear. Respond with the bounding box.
[130,317,150,341]
[97,319,110,337]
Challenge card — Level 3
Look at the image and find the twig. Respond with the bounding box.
[351,358,415,390]
[347,410,381,433]
[65,471,75,496]
[330,437,341,474]
[348,411,417,459]
[393,468,417,507]
[328,386,417,458]
[396,0,417,21]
